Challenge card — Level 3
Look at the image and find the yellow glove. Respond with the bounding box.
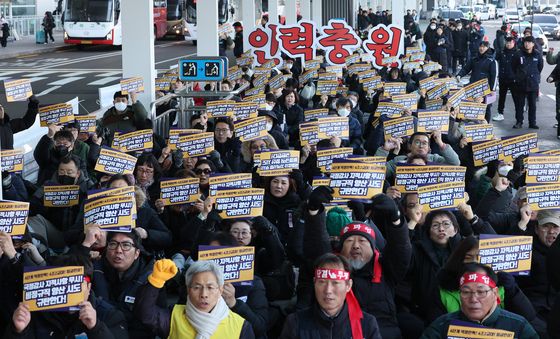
[148,259,178,288]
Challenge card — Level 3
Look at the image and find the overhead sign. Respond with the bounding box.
[179,56,228,81]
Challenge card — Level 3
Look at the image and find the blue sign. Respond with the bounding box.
[179,57,228,81]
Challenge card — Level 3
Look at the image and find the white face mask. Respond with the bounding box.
[266,122,273,131]
[264,103,273,111]
[430,24,436,30]
[337,108,350,117]
[114,102,127,112]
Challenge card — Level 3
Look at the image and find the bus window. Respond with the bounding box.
[167,0,183,21]
[185,0,229,24]
[65,0,114,23]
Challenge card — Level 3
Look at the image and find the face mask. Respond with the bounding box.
[114,102,127,112]
[264,103,274,111]
[266,122,273,131]
[337,108,350,117]
[58,175,76,186]
[53,145,70,158]
[430,24,436,29]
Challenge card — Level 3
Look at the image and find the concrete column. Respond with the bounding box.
[121,0,155,111]
[242,0,256,54]
[301,0,311,20]
[197,0,219,56]
[312,0,322,26]
[392,0,404,27]
[268,0,279,24]
[285,0,297,24]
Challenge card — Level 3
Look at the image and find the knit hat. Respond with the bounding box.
[339,222,382,283]
[326,207,352,236]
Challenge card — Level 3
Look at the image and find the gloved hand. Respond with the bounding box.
[208,150,224,170]
[252,216,273,234]
[171,150,183,169]
[148,259,178,288]
[370,194,401,223]
[347,200,366,221]
[308,186,333,211]
[497,271,516,292]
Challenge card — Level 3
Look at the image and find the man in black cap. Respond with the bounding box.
[457,40,497,122]
[511,35,543,129]
[494,36,518,122]
[233,21,243,58]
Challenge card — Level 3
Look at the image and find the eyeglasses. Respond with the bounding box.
[460,288,493,299]
[231,230,251,238]
[107,241,135,251]
[215,128,230,134]
[137,167,154,175]
[194,168,212,175]
[189,284,220,293]
[430,221,454,229]
[413,140,429,147]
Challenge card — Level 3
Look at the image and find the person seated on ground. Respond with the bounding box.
[134,259,255,338]
[421,263,539,338]
[4,254,129,339]
[34,127,89,186]
[100,91,148,145]
[280,253,381,339]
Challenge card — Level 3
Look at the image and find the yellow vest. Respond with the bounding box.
[167,304,245,339]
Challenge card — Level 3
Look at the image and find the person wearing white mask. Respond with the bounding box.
[258,110,288,149]
[347,91,365,128]
[334,98,363,153]
[100,90,148,145]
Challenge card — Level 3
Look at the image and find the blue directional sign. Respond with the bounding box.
[178,56,228,81]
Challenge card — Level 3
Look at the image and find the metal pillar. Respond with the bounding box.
[301,0,311,20]
[392,0,404,26]
[312,0,322,26]
[285,0,297,24]
[242,0,256,54]
[197,0,219,56]
[269,0,279,24]
[121,0,156,109]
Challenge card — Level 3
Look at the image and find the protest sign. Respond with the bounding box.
[316,80,339,95]
[526,184,560,210]
[43,185,80,207]
[0,149,24,173]
[374,101,404,118]
[330,160,385,200]
[383,116,415,140]
[525,155,560,184]
[305,58,322,70]
[209,173,253,197]
[214,188,265,219]
[167,128,201,150]
[447,88,466,108]
[381,55,399,66]
[317,72,339,81]
[236,55,253,67]
[394,165,466,193]
[419,76,438,91]
[160,178,200,205]
[84,194,136,232]
[408,52,426,62]
[23,266,86,312]
[357,70,377,83]
[347,63,371,76]
[253,66,271,77]
[446,320,514,339]
[540,149,560,156]
[299,67,319,84]
[155,77,172,91]
[316,147,354,172]
[346,155,387,166]
[416,110,449,132]
[345,54,361,66]
[120,77,144,94]
[94,147,138,175]
[268,73,286,90]
[457,101,487,121]
[299,121,319,146]
[115,129,153,153]
[464,78,491,99]
[242,93,266,109]
[406,46,422,55]
[383,82,407,97]
[304,108,329,121]
[198,246,255,284]
[418,181,465,212]
[317,117,349,139]
[244,86,264,97]
[464,124,494,142]
[88,185,135,200]
[234,117,268,142]
[74,115,97,133]
[424,98,444,111]
[252,75,269,89]
[0,201,29,237]
[4,79,33,102]
[478,234,533,275]
[472,140,504,166]
[39,103,74,127]
[426,83,449,100]
[402,61,423,70]
[501,133,538,163]
[257,150,300,176]
[392,93,418,111]
[422,61,441,73]
[206,100,236,118]
[227,65,243,82]
[218,22,234,35]
[362,75,383,93]
[232,102,259,121]
[177,132,214,157]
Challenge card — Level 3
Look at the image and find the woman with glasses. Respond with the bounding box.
[277,89,304,148]
[134,259,255,338]
[134,153,163,208]
[213,117,241,173]
[193,159,215,197]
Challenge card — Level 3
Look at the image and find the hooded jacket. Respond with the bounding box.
[457,47,498,91]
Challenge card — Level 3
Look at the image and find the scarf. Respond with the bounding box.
[185,296,230,339]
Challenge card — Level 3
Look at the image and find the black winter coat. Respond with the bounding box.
[452,29,468,57]
[496,47,518,82]
[457,49,498,91]
[33,136,89,186]
[512,47,544,92]
[278,104,304,148]
[0,99,38,150]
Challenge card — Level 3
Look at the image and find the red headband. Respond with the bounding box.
[314,268,363,339]
[340,223,383,284]
[459,272,496,288]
